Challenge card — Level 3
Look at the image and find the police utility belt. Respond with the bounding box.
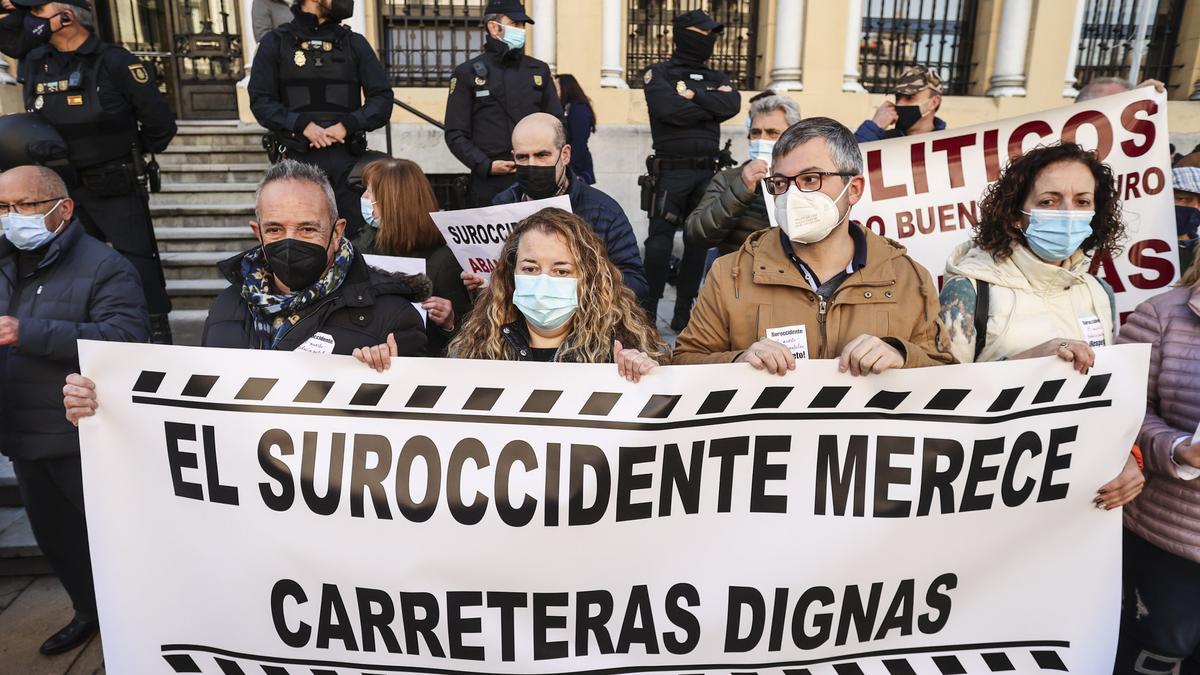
[263,129,368,163]
[644,155,722,174]
[78,156,159,197]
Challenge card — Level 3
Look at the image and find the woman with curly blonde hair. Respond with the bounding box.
[448,207,665,381]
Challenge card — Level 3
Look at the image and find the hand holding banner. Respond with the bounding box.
[78,342,1148,674]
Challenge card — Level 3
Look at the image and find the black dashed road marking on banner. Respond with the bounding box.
[521,389,563,413]
[260,666,289,675]
[406,385,445,408]
[810,385,851,408]
[580,392,621,416]
[162,653,201,673]
[833,663,866,674]
[1081,372,1112,398]
[1032,378,1066,404]
[181,374,219,398]
[988,386,1023,412]
[982,651,1016,671]
[234,377,277,401]
[925,388,970,411]
[464,387,504,411]
[214,657,246,674]
[639,394,681,419]
[132,370,166,393]
[1031,649,1069,670]
[350,383,388,406]
[312,669,337,675]
[867,389,910,410]
[934,654,968,674]
[883,658,919,675]
[782,669,813,675]
[753,386,793,409]
[293,380,334,404]
[697,389,736,414]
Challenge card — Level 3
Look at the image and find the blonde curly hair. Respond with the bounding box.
[449,207,665,362]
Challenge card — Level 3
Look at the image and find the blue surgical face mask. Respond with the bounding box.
[2,200,64,250]
[360,197,378,229]
[502,25,526,50]
[513,274,578,331]
[748,139,775,164]
[1021,208,1095,262]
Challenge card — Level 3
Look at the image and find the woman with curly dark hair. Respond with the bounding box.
[938,142,1143,511]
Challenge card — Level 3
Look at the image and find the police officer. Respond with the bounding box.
[15,0,177,343]
[444,0,561,208]
[248,0,391,235]
[640,9,740,331]
[1,0,40,59]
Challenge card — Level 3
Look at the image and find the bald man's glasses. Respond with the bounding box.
[0,198,66,217]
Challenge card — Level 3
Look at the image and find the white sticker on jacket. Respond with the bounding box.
[1078,316,1106,347]
[296,332,336,354]
[766,324,809,360]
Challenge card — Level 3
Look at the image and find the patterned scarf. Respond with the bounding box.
[239,237,355,349]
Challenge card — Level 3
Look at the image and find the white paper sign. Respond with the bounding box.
[430,195,572,280]
[766,323,809,360]
[78,342,1149,674]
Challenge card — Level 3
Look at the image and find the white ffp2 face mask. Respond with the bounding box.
[774,181,851,244]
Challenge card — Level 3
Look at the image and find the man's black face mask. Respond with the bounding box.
[673,29,716,64]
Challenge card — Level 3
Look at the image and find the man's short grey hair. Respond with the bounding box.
[1075,76,1132,102]
[749,94,801,128]
[254,159,338,227]
[772,116,863,176]
[54,2,95,30]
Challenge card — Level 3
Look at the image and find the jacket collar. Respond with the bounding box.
[289,5,340,33]
[0,218,83,274]
[746,223,893,291]
[1007,243,1092,293]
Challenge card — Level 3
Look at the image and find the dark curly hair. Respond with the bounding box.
[973,143,1125,261]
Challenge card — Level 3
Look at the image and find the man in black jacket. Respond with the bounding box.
[0,165,150,656]
[444,0,561,207]
[640,9,741,331]
[249,0,391,234]
[17,0,177,342]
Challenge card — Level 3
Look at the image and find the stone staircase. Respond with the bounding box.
[154,120,266,345]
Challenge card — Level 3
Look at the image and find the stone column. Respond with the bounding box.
[600,0,627,88]
[1061,0,1087,97]
[986,0,1034,97]
[842,0,865,92]
[767,0,804,91]
[531,0,557,73]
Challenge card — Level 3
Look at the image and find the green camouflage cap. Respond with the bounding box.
[893,65,944,96]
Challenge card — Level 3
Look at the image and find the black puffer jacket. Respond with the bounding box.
[0,221,150,460]
[203,249,432,354]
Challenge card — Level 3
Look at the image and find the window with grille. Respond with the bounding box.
[379,0,485,87]
[1074,0,1185,91]
[625,0,759,90]
[859,0,979,96]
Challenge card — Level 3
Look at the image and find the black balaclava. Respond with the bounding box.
[672,29,716,65]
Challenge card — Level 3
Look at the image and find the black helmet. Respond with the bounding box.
[0,113,70,171]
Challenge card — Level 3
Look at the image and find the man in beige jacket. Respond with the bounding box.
[671,117,954,375]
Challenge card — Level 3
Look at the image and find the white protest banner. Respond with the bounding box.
[430,195,572,279]
[78,341,1148,674]
[847,87,1176,316]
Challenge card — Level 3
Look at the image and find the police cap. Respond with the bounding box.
[673,9,723,34]
[484,0,534,24]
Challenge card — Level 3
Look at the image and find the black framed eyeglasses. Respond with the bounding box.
[0,197,65,217]
[763,171,856,196]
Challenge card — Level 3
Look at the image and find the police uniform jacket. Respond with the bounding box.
[642,56,740,159]
[248,6,392,136]
[20,35,176,170]
[444,35,562,177]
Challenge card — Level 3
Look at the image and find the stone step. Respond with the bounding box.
[161,250,233,280]
[150,204,255,229]
[153,182,258,205]
[161,163,269,184]
[169,308,209,347]
[157,147,268,165]
[168,129,268,148]
[155,226,258,252]
[167,278,228,310]
[0,507,49,576]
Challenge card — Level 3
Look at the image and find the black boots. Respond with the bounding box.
[150,313,173,345]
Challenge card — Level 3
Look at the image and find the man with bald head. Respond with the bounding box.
[0,165,149,656]
[489,112,648,300]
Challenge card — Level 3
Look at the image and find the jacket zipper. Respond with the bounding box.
[274,295,341,348]
[815,279,896,358]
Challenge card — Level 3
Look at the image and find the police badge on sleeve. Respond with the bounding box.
[128,63,149,84]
